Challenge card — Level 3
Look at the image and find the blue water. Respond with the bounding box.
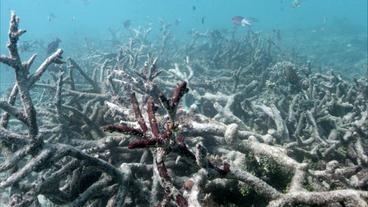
[1,0,366,38]
[0,0,367,91]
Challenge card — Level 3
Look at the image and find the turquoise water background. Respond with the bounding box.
[1,0,366,39]
[0,0,367,92]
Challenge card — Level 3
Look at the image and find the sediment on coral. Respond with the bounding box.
[0,11,367,207]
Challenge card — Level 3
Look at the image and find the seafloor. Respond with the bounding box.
[0,11,367,207]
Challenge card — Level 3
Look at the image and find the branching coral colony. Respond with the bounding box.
[0,11,368,207]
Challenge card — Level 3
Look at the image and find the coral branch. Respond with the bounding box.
[0,149,51,188]
[130,92,148,133]
[104,124,144,137]
[147,97,160,138]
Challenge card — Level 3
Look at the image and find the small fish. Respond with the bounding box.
[232,16,257,27]
[279,0,285,11]
[210,30,222,39]
[123,19,131,29]
[273,29,282,41]
[47,38,61,55]
[19,41,33,53]
[322,16,328,25]
[201,16,205,25]
[48,13,56,22]
[291,0,301,8]
[174,18,182,26]
[192,5,196,11]
[81,0,90,5]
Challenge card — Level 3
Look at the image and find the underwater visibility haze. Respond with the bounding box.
[0,0,367,206]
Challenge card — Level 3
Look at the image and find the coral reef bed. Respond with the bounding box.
[0,12,367,207]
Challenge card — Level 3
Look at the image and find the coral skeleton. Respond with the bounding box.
[0,11,367,207]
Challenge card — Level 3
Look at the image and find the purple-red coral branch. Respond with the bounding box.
[159,81,189,113]
[147,97,160,138]
[130,92,148,133]
[176,135,196,161]
[128,138,164,149]
[159,81,188,123]
[159,92,171,112]
[156,159,171,181]
[156,152,188,207]
[175,194,188,207]
[103,124,144,137]
[170,81,188,109]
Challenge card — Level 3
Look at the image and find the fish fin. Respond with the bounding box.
[241,19,250,27]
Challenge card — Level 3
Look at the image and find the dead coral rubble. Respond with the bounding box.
[0,12,367,207]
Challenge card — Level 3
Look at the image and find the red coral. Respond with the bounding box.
[147,97,160,138]
[103,124,144,137]
[218,162,231,177]
[130,92,148,133]
[176,135,196,161]
[170,81,189,108]
[105,81,190,206]
[128,138,164,149]
[175,194,188,207]
[159,81,189,113]
[156,160,171,180]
